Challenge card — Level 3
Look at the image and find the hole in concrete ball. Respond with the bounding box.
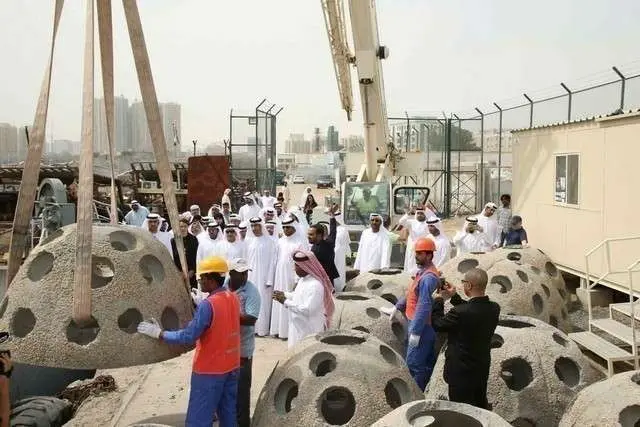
[91,256,115,289]
[549,315,559,328]
[366,307,381,319]
[545,261,558,277]
[457,259,479,274]
[530,265,541,275]
[490,333,504,349]
[320,386,356,425]
[384,378,411,409]
[619,405,640,427]
[309,351,337,377]
[274,378,298,415]
[352,326,370,334]
[27,251,55,282]
[335,294,369,301]
[516,270,529,283]
[507,252,522,262]
[0,297,8,319]
[381,293,398,305]
[532,293,544,314]
[409,410,483,427]
[109,230,137,251]
[553,332,569,347]
[379,344,398,365]
[161,307,180,331]
[554,357,581,388]
[558,288,567,300]
[490,275,512,293]
[500,357,533,391]
[320,335,366,346]
[117,308,143,334]
[631,372,640,386]
[11,308,36,338]
[540,284,551,298]
[139,255,165,284]
[66,316,100,345]
[498,319,534,328]
[511,418,537,427]
[367,279,383,290]
[391,321,405,341]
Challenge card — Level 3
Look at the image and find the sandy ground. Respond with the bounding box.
[67,183,467,426]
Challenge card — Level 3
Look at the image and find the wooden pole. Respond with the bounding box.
[73,0,96,324]
[7,0,65,288]
[97,0,118,225]
[122,0,190,296]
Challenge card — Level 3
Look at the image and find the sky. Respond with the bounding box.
[1,0,640,151]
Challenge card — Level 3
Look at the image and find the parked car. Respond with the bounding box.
[293,175,305,184]
[316,174,333,189]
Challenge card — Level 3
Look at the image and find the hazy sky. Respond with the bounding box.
[1,0,640,150]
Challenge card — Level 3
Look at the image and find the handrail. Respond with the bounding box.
[626,257,640,371]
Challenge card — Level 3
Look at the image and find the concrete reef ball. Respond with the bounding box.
[251,329,422,427]
[331,292,407,355]
[439,247,571,332]
[345,268,412,306]
[425,315,601,427]
[0,224,193,369]
[559,370,640,427]
[371,399,512,427]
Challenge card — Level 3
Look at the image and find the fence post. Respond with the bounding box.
[524,93,534,128]
[612,66,626,111]
[493,103,503,200]
[560,83,572,122]
[404,111,410,152]
[444,118,452,218]
[475,107,484,207]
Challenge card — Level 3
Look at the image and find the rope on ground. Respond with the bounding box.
[57,375,117,414]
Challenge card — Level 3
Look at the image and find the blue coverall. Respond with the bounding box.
[396,269,439,391]
[162,289,239,427]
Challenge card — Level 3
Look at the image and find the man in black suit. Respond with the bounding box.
[307,204,339,287]
[431,267,500,409]
[171,218,200,289]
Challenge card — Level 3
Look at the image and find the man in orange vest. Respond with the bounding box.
[137,256,241,427]
[386,237,440,391]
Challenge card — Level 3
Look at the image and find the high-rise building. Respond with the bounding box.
[128,100,181,153]
[313,127,322,153]
[285,133,312,154]
[94,95,131,154]
[327,125,339,152]
[161,102,181,151]
[0,123,18,164]
[129,100,151,152]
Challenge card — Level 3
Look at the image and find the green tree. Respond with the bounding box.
[427,125,479,151]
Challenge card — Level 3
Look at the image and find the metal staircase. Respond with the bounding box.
[569,236,640,377]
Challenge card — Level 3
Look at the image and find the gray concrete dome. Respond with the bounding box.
[0,224,193,369]
[345,268,412,306]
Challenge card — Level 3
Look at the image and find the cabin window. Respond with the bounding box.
[554,154,579,205]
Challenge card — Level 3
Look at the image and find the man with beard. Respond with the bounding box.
[146,213,173,257]
[238,192,261,222]
[353,213,391,272]
[124,200,149,227]
[171,218,199,289]
[196,220,223,264]
[426,216,452,268]
[401,207,431,275]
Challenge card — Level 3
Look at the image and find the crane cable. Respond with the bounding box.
[6,0,65,288]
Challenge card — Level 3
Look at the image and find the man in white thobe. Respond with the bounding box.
[426,216,452,268]
[272,250,335,349]
[238,192,261,222]
[245,217,277,336]
[333,211,351,292]
[124,200,149,227]
[400,208,430,275]
[216,225,246,260]
[476,202,500,250]
[145,213,173,259]
[269,216,308,339]
[260,189,277,209]
[195,220,223,264]
[453,217,492,254]
[354,213,391,272]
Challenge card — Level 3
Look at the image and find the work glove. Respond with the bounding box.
[380,306,405,326]
[191,289,209,305]
[408,333,420,348]
[137,318,162,339]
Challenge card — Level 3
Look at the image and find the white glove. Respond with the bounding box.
[408,333,420,347]
[266,282,273,288]
[380,306,405,326]
[137,318,162,339]
[191,289,209,305]
[380,306,394,316]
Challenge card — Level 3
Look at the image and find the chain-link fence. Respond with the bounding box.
[390,64,640,217]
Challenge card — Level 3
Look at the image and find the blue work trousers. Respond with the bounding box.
[186,370,239,427]
[405,325,436,391]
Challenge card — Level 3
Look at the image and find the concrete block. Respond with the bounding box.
[345,269,412,305]
[0,224,193,369]
[559,370,640,427]
[371,399,511,427]
[252,329,422,427]
[425,315,602,427]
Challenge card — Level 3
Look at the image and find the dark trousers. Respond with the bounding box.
[237,357,252,427]
[448,379,490,410]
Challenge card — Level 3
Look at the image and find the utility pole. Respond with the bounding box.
[192,139,197,156]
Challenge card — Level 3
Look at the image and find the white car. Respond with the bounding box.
[293,175,305,184]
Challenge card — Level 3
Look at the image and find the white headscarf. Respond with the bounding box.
[282,214,308,247]
[245,217,266,240]
[426,215,444,234]
[288,206,309,233]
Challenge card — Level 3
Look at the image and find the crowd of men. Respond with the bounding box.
[122,188,527,426]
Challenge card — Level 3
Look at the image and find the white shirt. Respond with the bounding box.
[354,228,391,272]
[453,230,491,254]
[238,203,261,222]
[215,239,246,260]
[333,225,351,292]
[430,233,452,268]
[285,274,326,348]
[124,206,149,227]
[477,214,500,248]
[261,196,278,209]
[150,231,173,259]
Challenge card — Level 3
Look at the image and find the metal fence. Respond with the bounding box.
[390,64,640,217]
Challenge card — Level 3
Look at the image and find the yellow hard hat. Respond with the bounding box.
[198,256,228,275]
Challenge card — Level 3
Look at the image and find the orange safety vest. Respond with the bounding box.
[192,290,241,375]
[405,264,440,322]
